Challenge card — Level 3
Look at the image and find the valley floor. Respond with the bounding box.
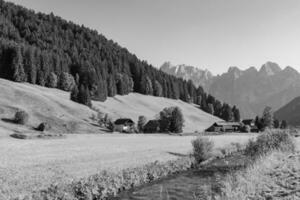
[0,133,255,198]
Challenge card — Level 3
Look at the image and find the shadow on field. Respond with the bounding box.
[167,151,190,157]
[2,118,16,124]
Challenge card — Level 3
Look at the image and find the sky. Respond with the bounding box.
[6,0,300,75]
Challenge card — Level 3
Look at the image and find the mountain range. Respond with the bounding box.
[160,61,300,118]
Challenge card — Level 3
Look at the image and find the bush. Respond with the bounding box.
[192,137,214,164]
[59,72,76,91]
[14,110,29,125]
[137,116,147,132]
[244,130,295,158]
[36,122,51,132]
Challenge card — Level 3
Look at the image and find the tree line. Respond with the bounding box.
[0,0,240,121]
[255,106,288,131]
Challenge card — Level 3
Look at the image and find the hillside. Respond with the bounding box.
[93,93,220,133]
[274,96,300,126]
[0,78,219,135]
[0,0,233,118]
[0,78,98,136]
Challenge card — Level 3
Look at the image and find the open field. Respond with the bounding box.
[0,133,255,198]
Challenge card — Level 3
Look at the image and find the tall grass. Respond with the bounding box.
[217,130,298,200]
[244,129,296,158]
[22,157,193,200]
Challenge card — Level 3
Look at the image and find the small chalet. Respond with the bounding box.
[143,120,160,133]
[114,118,135,133]
[206,121,241,132]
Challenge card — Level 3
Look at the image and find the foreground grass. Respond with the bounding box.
[216,130,300,200]
[218,150,300,200]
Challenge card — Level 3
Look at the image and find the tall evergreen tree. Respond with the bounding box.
[262,106,273,129]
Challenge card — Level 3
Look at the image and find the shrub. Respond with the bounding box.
[244,130,295,158]
[36,122,51,132]
[137,116,147,132]
[192,137,214,164]
[14,110,29,125]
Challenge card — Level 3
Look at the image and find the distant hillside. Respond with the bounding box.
[0,0,234,120]
[0,78,219,135]
[160,62,213,90]
[274,96,300,126]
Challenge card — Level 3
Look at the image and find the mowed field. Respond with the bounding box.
[0,133,256,198]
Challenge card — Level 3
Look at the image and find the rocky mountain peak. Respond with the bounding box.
[259,62,282,76]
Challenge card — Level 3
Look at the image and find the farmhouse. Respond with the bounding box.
[206,121,241,132]
[114,118,135,133]
[143,120,160,133]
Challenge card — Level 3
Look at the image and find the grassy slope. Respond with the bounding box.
[93,93,220,133]
[0,78,220,136]
[0,78,98,136]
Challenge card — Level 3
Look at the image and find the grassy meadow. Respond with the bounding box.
[0,133,255,199]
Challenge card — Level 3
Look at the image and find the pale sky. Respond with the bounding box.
[7,0,300,75]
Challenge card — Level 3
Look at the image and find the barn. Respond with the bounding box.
[114,118,135,133]
[205,121,241,132]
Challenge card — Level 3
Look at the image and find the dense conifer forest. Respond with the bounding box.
[0,0,240,121]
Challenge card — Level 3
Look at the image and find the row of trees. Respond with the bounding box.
[137,107,184,134]
[0,0,240,119]
[255,106,288,131]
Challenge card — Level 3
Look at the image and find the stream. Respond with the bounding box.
[115,153,247,200]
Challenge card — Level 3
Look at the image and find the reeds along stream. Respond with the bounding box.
[115,153,248,200]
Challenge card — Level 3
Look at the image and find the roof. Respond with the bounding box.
[242,119,255,124]
[114,118,134,125]
[214,121,241,126]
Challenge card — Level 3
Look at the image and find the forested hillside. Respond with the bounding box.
[0,0,239,121]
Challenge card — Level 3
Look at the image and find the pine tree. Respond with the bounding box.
[77,84,92,107]
[262,106,273,129]
[46,72,58,88]
[232,106,241,122]
[207,103,214,115]
[70,84,79,102]
[153,80,163,97]
[12,46,26,82]
[221,104,233,122]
